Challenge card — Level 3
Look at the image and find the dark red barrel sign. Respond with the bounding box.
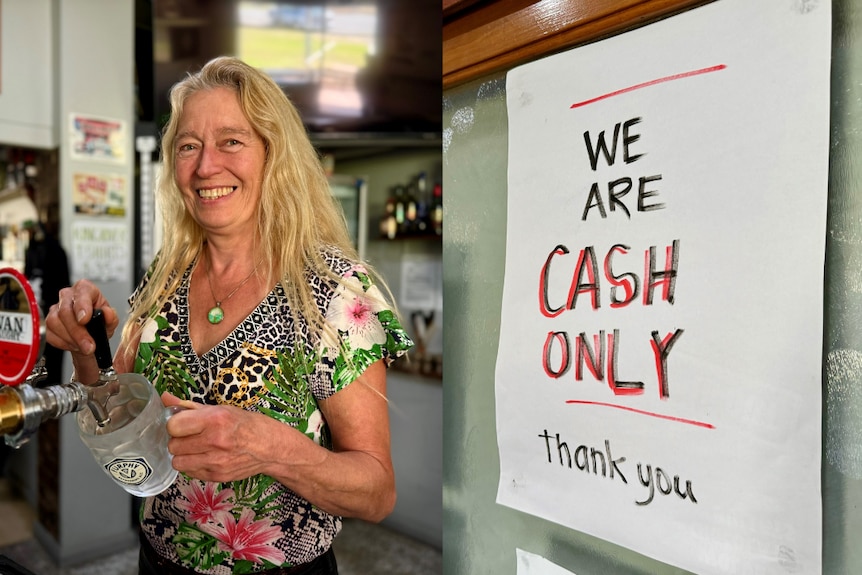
[0,268,42,386]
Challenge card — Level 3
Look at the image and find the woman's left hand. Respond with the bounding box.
[163,391,284,482]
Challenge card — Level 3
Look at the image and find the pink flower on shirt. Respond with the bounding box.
[324,280,386,351]
[201,508,287,565]
[177,481,234,525]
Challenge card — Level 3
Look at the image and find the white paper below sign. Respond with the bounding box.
[516,549,576,575]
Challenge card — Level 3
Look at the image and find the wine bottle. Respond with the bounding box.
[394,185,406,230]
[404,179,418,235]
[432,183,443,236]
[382,186,399,239]
[415,172,429,234]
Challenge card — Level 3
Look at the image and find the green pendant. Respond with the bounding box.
[208,305,224,324]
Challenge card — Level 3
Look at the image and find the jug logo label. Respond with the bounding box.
[105,457,152,485]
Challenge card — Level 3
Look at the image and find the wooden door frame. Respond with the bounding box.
[443,0,714,89]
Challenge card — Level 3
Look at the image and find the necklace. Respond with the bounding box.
[205,258,261,324]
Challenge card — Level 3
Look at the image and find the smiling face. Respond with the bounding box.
[173,86,267,238]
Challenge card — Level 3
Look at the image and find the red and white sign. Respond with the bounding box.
[0,268,42,386]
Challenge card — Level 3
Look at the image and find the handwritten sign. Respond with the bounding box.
[71,220,130,282]
[496,1,830,573]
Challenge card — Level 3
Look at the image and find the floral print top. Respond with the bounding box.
[132,251,413,574]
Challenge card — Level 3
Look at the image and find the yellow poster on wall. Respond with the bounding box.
[72,172,127,216]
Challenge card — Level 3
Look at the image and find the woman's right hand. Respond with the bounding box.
[45,280,120,381]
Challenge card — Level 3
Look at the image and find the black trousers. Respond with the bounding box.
[138,534,338,575]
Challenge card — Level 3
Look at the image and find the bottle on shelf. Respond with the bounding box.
[23,151,38,188]
[380,172,442,240]
[5,148,20,190]
[403,179,418,235]
[394,185,406,231]
[432,182,443,236]
[379,186,398,240]
[414,172,430,235]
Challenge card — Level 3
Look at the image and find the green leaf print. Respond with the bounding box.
[135,315,197,397]
[258,349,319,440]
[233,558,280,574]
[138,342,153,364]
[371,309,412,358]
[355,269,373,290]
[331,341,380,390]
[231,475,284,516]
[233,559,256,574]
[376,309,396,325]
[173,523,228,571]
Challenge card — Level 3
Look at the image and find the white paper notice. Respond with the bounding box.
[496,1,830,574]
[517,549,576,575]
[400,257,443,310]
[71,220,130,282]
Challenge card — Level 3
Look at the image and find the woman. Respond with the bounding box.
[45,56,413,574]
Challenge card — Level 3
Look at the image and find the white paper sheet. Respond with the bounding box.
[496,1,830,573]
[517,549,576,575]
[71,220,130,282]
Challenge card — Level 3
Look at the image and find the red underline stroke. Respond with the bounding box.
[565,400,715,429]
[570,64,727,109]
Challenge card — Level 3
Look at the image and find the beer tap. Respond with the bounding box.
[0,358,89,448]
[81,308,120,427]
[0,310,119,447]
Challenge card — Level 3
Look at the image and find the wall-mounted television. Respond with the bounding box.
[149,0,441,148]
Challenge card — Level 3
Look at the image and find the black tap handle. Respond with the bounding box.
[84,309,114,370]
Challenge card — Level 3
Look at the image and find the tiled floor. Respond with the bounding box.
[0,491,441,575]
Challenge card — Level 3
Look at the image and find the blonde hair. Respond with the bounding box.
[122,56,382,351]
